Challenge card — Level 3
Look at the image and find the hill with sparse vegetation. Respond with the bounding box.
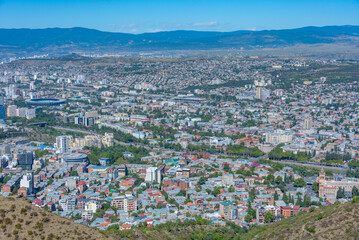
[0,196,112,240]
[243,199,359,240]
[1,195,359,240]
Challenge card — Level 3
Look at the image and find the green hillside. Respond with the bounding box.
[243,200,359,240]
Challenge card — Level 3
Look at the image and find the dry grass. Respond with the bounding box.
[244,201,359,240]
[0,196,113,240]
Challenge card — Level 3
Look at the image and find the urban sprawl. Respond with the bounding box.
[0,56,358,231]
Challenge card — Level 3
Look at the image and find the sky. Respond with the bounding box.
[0,0,358,33]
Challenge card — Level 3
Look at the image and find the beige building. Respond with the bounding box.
[265,130,293,144]
[318,168,359,199]
[102,133,114,147]
[71,132,114,148]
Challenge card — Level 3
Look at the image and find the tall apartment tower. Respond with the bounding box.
[20,172,34,194]
[304,118,313,129]
[256,87,263,100]
[56,136,70,154]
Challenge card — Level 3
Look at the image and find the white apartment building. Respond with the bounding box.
[265,130,293,144]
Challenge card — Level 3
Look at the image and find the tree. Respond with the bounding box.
[88,153,99,165]
[274,191,279,201]
[223,163,230,172]
[244,214,253,223]
[282,192,288,204]
[212,187,221,197]
[228,185,235,193]
[266,174,275,184]
[295,196,302,206]
[312,182,319,193]
[264,211,274,223]
[294,178,306,187]
[353,186,359,197]
[70,171,78,176]
[337,187,345,199]
[275,176,283,184]
[247,201,256,218]
[197,177,207,186]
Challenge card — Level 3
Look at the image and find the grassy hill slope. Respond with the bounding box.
[0,196,112,240]
[1,195,358,240]
[243,201,359,240]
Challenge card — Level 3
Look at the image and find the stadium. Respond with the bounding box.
[61,153,88,165]
[25,98,66,106]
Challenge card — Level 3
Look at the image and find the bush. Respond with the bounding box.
[20,208,27,214]
[305,226,316,233]
[4,217,12,225]
[10,204,16,211]
[317,213,324,220]
[352,196,359,204]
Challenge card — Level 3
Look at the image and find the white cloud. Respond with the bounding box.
[192,21,218,27]
[147,28,164,33]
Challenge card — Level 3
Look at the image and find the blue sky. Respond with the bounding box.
[0,0,358,33]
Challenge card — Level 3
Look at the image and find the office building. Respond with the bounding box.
[17,152,34,169]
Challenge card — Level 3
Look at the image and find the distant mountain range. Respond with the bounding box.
[1,25,359,57]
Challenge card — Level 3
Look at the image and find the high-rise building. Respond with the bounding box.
[6,105,17,117]
[85,117,95,126]
[17,152,34,169]
[265,130,293,144]
[75,115,84,125]
[20,172,34,194]
[256,87,271,101]
[222,174,234,187]
[26,109,36,119]
[303,118,313,129]
[256,87,263,99]
[111,194,137,212]
[219,201,236,220]
[145,167,160,183]
[102,132,114,147]
[56,136,70,154]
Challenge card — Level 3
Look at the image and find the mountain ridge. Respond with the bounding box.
[1,25,359,57]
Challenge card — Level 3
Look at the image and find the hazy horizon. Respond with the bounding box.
[0,0,358,33]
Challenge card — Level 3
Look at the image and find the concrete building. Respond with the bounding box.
[111,194,137,212]
[102,133,114,147]
[219,201,236,220]
[17,152,34,169]
[56,136,71,154]
[145,167,162,183]
[222,174,234,187]
[20,172,34,194]
[303,118,313,129]
[265,130,293,144]
[318,169,359,199]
